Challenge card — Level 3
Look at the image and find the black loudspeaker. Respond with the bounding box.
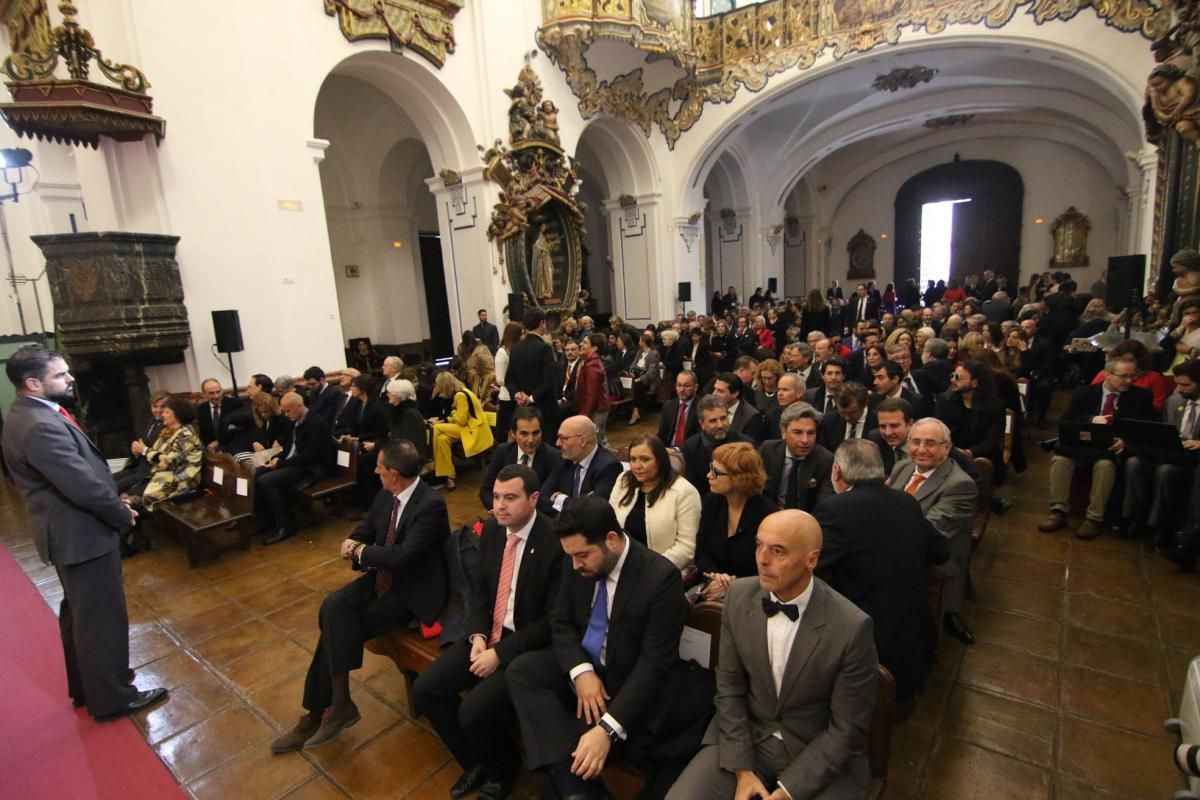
[1105,255,1146,311]
[507,292,524,322]
[678,282,692,302]
[768,278,778,293]
[212,310,244,353]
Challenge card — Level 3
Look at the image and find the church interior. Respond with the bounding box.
[2,0,1200,797]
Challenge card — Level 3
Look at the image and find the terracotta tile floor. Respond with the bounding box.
[1,402,1194,799]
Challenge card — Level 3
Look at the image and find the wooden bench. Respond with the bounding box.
[971,457,995,548]
[364,626,443,716]
[156,452,254,568]
[298,439,357,516]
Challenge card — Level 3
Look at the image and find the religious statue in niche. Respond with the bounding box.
[481,64,586,313]
[846,229,876,280]
[1144,1,1200,146]
[1049,206,1091,268]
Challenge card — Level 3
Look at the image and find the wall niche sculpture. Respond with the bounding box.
[1049,206,1091,268]
[847,229,876,279]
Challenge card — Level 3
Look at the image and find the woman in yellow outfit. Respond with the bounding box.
[430,371,494,490]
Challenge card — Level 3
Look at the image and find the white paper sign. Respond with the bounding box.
[235,477,249,497]
[620,376,633,390]
[1018,382,1028,396]
[337,449,351,468]
[1005,415,1013,434]
[211,466,224,486]
[679,626,712,669]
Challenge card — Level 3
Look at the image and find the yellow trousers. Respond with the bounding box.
[432,422,466,478]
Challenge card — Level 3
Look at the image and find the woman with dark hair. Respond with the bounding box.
[609,434,701,570]
[711,290,725,317]
[710,319,736,372]
[882,282,897,314]
[342,375,391,508]
[575,333,611,447]
[494,321,524,438]
[856,345,888,384]
[766,307,788,356]
[685,326,713,388]
[694,442,778,600]
[800,289,831,340]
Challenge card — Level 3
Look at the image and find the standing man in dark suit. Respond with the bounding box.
[1039,358,1158,539]
[507,496,688,800]
[539,415,623,516]
[2,345,167,720]
[714,372,764,443]
[817,382,877,451]
[272,439,448,753]
[815,440,948,702]
[413,465,563,800]
[681,395,755,495]
[303,366,342,427]
[759,404,834,512]
[255,391,335,544]
[667,509,878,800]
[197,376,243,449]
[507,308,560,436]
[848,283,880,328]
[658,370,701,448]
[479,407,563,510]
[473,308,500,353]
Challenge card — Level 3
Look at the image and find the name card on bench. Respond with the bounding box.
[236,477,249,497]
[337,449,351,468]
[212,466,224,486]
[679,626,711,668]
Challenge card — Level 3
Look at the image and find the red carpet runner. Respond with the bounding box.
[0,545,185,800]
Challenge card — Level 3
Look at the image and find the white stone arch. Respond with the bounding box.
[704,149,755,302]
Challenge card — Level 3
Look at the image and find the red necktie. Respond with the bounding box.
[375,496,403,596]
[1101,392,1117,422]
[490,533,520,644]
[673,401,688,446]
[58,406,82,431]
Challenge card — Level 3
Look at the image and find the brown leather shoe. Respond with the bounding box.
[1038,511,1067,532]
[303,704,361,749]
[271,713,321,754]
[1075,519,1103,540]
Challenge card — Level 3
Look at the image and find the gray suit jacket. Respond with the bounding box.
[2,395,132,565]
[705,577,877,798]
[1167,391,1199,439]
[887,457,977,541]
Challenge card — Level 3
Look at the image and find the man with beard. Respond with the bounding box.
[681,395,755,495]
[657,370,701,448]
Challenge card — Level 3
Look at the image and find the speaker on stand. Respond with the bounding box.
[678,281,691,315]
[506,293,524,324]
[1104,255,1146,341]
[212,309,244,395]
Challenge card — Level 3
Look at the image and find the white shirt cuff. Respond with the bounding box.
[553,494,568,511]
[569,663,594,682]
[601,712,626,741]
[776,780,793,799]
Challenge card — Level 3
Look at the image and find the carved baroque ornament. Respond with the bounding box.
[1143,0,1200,148]
[540,0,1167,149]
[323,0,462,68]
[1050,206,1091,268]
[480,66,587,313]
[873,65,938,92]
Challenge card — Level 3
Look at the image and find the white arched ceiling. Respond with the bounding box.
[704,149,751,211]
[312,50,478,171]
[574,115,662,198]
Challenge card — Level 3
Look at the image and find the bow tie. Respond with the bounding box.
[762,596,799,621]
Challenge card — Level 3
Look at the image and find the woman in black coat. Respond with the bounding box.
[799,289,831,339]
[709,319,737,373]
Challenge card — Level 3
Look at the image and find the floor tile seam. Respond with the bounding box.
[183,746,318,800]
[1054,706,1178,742]
[972,601,1066,625]
[157,701,277,786]
[1057,657,1171,689]
[159,595,289,651]
[936,726,1057,772]
[1063,588,1156,612]
[300,717,415,787]
[964,634,1062,661]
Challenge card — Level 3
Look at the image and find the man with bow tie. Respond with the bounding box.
[667,509,878,800]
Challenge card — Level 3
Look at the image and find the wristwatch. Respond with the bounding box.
[598,719,620,743]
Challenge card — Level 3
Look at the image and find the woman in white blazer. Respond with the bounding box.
[610,434,701,570]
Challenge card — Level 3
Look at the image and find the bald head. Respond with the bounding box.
[556,414,597,461]
[756,510,822,602]
[280,391,307,422]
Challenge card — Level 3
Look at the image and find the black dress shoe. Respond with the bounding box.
[477,775,514,800]
[450,765,487,799]
[95,687,168,721]
[1163,539,1199,572]
[264,529,295,545]
[943,613,975,645]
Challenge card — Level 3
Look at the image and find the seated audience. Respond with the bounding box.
[196,377,242,449]
[695,442,779,599]
[658,370,701,448]
[225,392,289,462]
[384,378,429,460]
[428,372,494,491]
[872,358,922,413]
[273,374,297,398]
[760,403,834,512]
[337,375,390,509]
[246,373,274,399]
[668,510,878,800]
[935,359,1006,469]
[479,406,562,511]
[889,418,978,645]
[610,434,701,570]
[713,371,764,443]
[815,440,948,702]
[1089,339,1171,415]
[539,414,622,515]
[507,496,688,800]
[330,368,361,436]
[114,391,168,494]
[752,359,784,415]
[303,366,342,426]
[137,396,203,511]
[681,395,755,495]
[466,342,496,405]
[917,338,954,395]
[804,358,846,415]
[270,440,448,754]
[254,391,335,544]
[412,465,563,800]
[762,372,805,439]
[627,333,662,427]
[817,381,877,451]
[1040,358,1157,540]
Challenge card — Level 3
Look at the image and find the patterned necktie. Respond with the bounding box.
[674,401,688,446]
[490,533,520,644]
[905,473,926,495]
[374,496,403,596]
[1181,401,1198,439]
[581,579,609,667]
[58,406,82,431]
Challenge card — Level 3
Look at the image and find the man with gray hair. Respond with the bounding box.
[815,438,948,702]
[379,355,403,399]
[759,403,834,512]
[981,291,1015,324]
[682,395,754,495]
[918,338,953,394]
[888,418,978,645]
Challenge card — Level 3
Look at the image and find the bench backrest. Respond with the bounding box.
[332,439,358,482]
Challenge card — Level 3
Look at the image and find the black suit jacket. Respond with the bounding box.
[867,430,909,476]
[479,441,563,510]
[1062,383,1157,425]
[682,431,755,496]
[848,296,880,325]
[657,396,700,446]
[467,513,564,666]
[814,485,948,699]
[759,441,835,511]
[307,383,343,427]
[507,335,559,414]
[196,396,244,446]
[550,539,687,732]
[351,480,450,624]
[538,446,623,515]
[332,394,360,436]
[473,321,500,351]
[803,386,838,416]
[934,392,1006,466]
[279,411,335,479]
[916,359,954,395]
[817,408,878,451]
[350,398,392,445]
[729,401,764,443]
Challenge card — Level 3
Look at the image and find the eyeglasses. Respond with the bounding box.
[707,466,731,477]
[907,438,948,448]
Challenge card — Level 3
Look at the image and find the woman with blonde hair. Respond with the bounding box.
[753,358,784,414]
[466,343,496,405]
[429,371,494,490]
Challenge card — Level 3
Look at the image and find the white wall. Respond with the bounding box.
[826,137,1123,291]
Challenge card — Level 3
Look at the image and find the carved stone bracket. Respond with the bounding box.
[323,0,462,68]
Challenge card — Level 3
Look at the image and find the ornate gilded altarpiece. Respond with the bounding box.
[540,0,1167,149]
[323,0,462,68]
[482,66,587,314]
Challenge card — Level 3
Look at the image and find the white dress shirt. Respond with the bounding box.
[501,512,536,632]
[766,579,815,696]
[568,539,633,737]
